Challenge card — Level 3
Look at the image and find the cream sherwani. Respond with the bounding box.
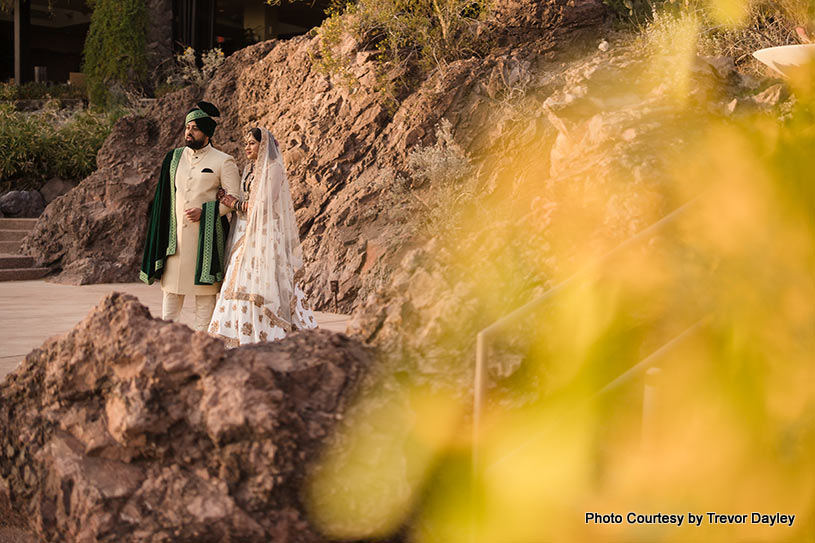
[160,144,240,328]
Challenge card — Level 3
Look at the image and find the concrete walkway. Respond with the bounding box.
[0,280,350,381]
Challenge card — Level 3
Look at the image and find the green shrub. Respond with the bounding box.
[312,3,358,88]
[82,0,148,106]
[0,83,15,102]
[0,82,87,102]
[0,103,119,186]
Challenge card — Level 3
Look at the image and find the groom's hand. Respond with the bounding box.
[185,208,202,222]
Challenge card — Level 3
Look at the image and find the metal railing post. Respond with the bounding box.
[473,331,487,472]
[470,330,488,542]
[641,367,662,450]
[468,198,702,526]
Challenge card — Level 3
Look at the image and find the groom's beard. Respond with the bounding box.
[185,134,208,150]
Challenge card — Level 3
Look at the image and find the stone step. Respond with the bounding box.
[0,267,49,282]
[0,241,21,254]
[0,230,28,242]
[0,255,35,269]
[0,218,38,230]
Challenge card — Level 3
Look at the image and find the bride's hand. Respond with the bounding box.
[217,188,226,199]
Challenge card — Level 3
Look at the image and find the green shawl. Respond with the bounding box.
[140,148,229,285]
[194,200,229,285]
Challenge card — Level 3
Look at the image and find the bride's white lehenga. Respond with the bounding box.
[209,128,317,347]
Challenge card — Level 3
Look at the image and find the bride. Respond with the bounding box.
[208,127,318,346]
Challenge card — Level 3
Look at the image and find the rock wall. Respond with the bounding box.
[146,0,174,75]
[0,293,372,542]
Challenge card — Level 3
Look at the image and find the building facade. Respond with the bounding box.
[1,0,329,84]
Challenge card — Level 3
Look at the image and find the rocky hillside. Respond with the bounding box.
[348,28,786,385]
[20,0,606,312]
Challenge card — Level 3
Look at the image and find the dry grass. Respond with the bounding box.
[696,0,810,71]
[635,0,814,75]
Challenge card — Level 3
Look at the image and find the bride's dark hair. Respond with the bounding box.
[249,127,262,143]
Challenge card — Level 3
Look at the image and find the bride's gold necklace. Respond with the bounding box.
[242,165,254,195]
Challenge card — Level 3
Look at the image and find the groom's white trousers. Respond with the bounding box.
[161,292,216,332]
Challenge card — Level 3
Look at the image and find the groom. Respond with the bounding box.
[140,101,241,331]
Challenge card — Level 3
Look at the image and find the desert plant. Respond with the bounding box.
[311,3,358,87]
[314,0,492,103]
[401,119,477,237]
[603,0,670,21]
[380,118,476,239]
[358,0,491,72]
[164,47,226,88]
[408,118,471,187]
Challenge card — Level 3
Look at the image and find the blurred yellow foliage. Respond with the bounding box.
[305,1,815,541]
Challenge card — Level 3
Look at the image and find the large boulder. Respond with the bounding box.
[0,293,372,542]
[0,191,45,218]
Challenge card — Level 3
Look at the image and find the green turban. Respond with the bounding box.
[185,101,220,138]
